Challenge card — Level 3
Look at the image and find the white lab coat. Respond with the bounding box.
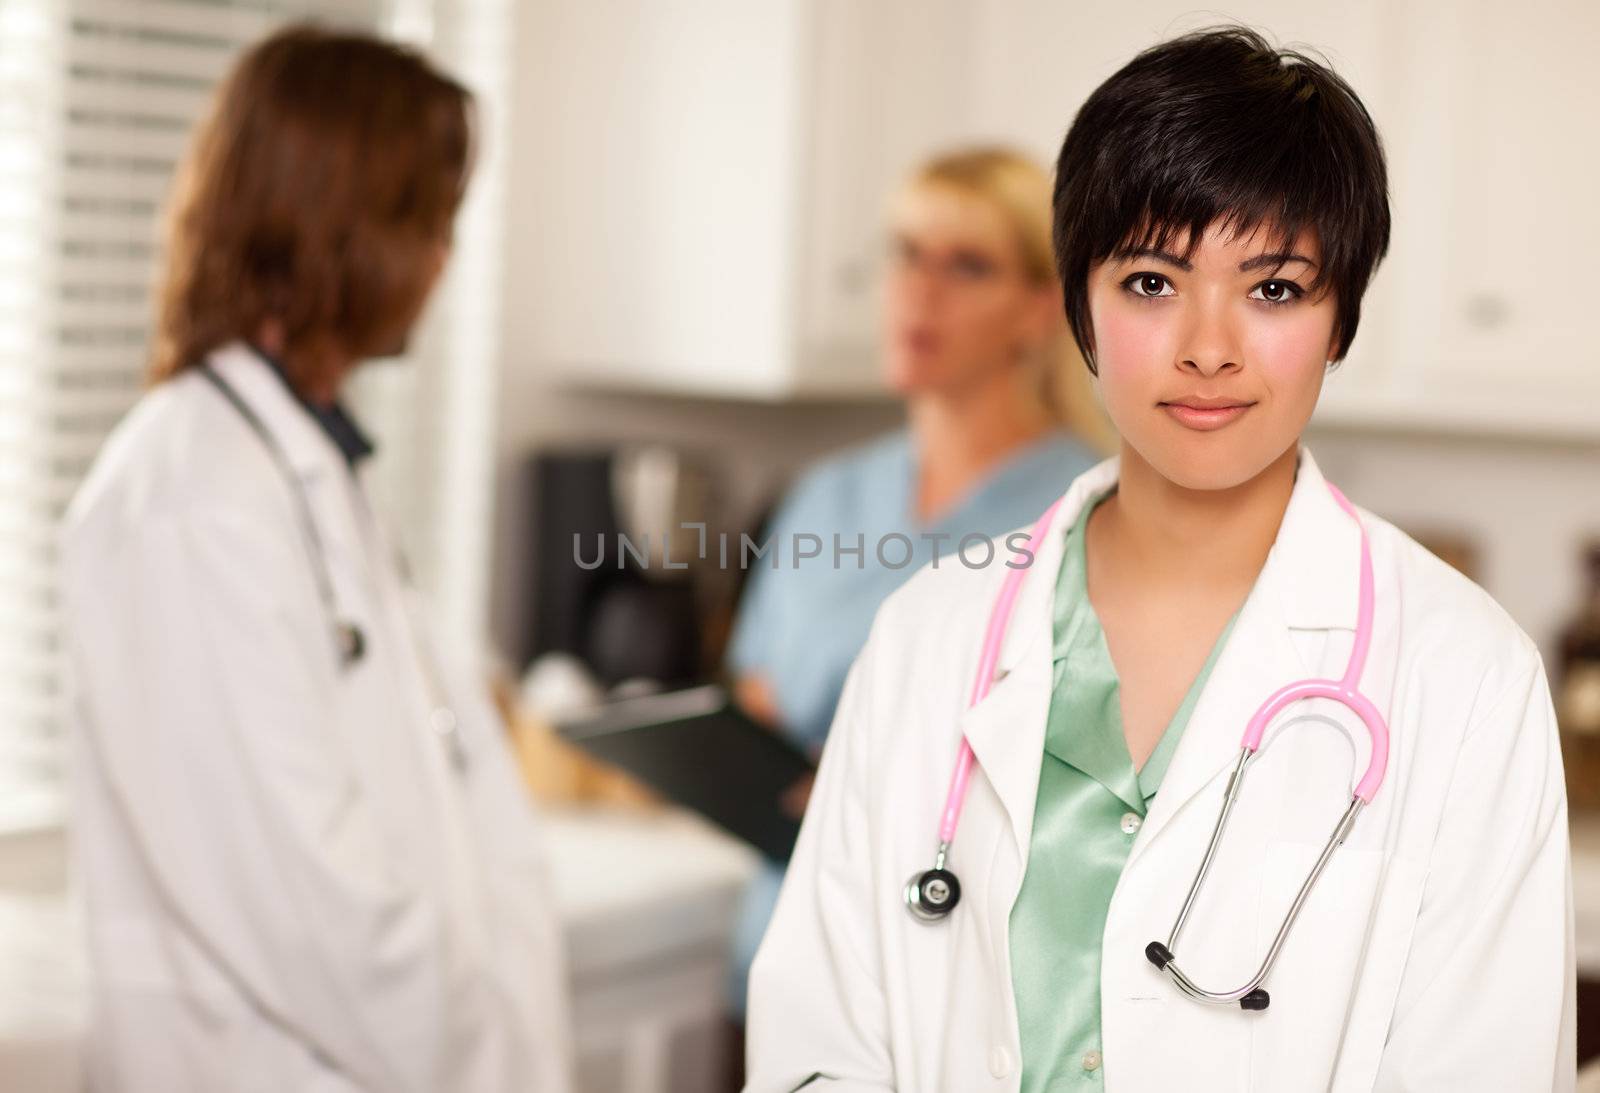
[61,343,572,1092]
[747,444,1576,1092]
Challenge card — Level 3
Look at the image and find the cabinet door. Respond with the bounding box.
[1378,0,1600,436]
[515,0,975,401]
[511,0,808,398]
[791,0,982,398]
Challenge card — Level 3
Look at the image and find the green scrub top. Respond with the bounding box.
[1009,487,1241,1089]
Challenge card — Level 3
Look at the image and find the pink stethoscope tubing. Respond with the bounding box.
[904,479,1392,1012]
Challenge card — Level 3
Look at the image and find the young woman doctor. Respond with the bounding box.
[746,27,1575,1093]
[61,27,570,1092]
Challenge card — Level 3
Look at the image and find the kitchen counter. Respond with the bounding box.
[544,805,757,983]
[543,807,757,1092]
[0,806,757,1093]
[0,828,83,1093]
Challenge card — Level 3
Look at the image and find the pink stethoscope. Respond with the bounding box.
[902,479,1390,1012]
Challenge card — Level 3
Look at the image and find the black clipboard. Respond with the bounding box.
[552,685,815,862]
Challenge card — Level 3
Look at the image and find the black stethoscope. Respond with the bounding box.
[200,361,469,772]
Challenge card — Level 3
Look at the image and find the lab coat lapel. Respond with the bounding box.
[207,341,353,487]
[206,341,374,603]
[1127,445,1361,871]
[959,454,1121,858]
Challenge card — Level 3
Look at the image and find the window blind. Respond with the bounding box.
[0,0,512,831]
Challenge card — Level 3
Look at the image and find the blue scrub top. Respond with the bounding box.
[727,427,1100,750]
[723,426,1099,1019]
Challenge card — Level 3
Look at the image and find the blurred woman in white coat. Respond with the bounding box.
[61,26,570,1092]
[746,27,1575,1092]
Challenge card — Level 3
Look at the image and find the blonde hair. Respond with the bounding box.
[907,147,1117,454]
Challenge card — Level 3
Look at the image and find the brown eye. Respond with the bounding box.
[1123,273,1173,298]
[1250,279,1303,305]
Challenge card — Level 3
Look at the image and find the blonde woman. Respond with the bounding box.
[724,147,1109,1018]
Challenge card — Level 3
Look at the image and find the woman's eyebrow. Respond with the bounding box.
[1111,246,1320,273]
[1239,251,1320,272]
[1113,246,1192,270]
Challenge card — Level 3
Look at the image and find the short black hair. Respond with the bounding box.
[1052,26,1390,372]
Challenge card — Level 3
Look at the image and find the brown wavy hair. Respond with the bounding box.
[150,24,474,390]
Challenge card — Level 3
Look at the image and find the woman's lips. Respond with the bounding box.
[1160,402,1253,430]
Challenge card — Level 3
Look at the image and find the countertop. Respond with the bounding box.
[0,805,758,1093]
[542,805,758,981]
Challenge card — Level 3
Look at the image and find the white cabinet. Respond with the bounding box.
[508,1,1598,430]
[1315,0,1600,439]
[508,0,976,400]
[543,807,757,1093]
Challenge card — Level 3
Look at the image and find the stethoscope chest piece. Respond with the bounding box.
[903,867,961,922]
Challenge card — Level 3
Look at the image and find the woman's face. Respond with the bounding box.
[375,234,454,360]
[881,183,1053,397]
[1086,221,1341,490]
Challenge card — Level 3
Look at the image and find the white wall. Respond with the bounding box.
[1304,426,1600,662]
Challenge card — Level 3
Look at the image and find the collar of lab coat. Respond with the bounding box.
[249,343,376,468]
[206,340,357,484]
[959,442,1366,863]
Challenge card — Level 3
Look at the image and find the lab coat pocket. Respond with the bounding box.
[1245,839,1406,1091]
